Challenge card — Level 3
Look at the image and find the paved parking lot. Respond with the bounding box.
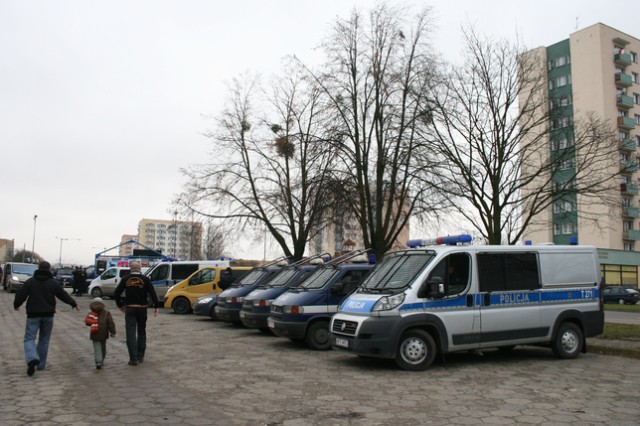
[1,291,639,425]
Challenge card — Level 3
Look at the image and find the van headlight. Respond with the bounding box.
[372,293,405,311]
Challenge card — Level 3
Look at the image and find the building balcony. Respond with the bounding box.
[621,183,639,195]
[617,94,634,109]
[619,138,637,151]
[623,207,640,217]
[621,161,639,172]
[615,52,632,66]
[615,73,633,87]
[618,116,636,130]
[623,229,640,240]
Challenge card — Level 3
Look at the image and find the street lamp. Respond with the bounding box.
[32,215,38,262]
[55,236,80,266]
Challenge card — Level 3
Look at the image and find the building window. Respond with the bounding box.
[624,221,633,231]
[636,114,640,125]
[635,93,640,104]
[560,159,575,170]
[619,109,629,118]
[633,72,639,84]
[632,52,638,63]
[636,135,640,147]
[553,224,561,235]
[623,243,634,252]
[620,131,629,140]
[562,223,575,234]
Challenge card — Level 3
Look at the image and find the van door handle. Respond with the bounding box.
[466,294,473,307]
[484,293,491,306]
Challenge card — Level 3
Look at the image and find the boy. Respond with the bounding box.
[85,297,116,369]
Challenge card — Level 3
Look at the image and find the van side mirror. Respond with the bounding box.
[419,276,445,299]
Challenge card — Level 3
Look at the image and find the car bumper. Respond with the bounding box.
[268,316,306,340]
[215,306,241,322]
[240,310,269,329]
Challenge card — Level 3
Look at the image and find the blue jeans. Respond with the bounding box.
[124,308,148,361]
[24,316,54,369]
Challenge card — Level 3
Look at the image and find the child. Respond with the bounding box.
[85,297,116,369]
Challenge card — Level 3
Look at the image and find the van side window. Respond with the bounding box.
[478,253,540,292]
[334,270,369,296]
[191,269,215,285]
[149,264,169,281]
[427,253,470,296]
[119,269,130,278]
[172,265,199,281]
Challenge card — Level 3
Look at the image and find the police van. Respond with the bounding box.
[330,235,605,371]
[240,255,328,331]
[215,258,288,323]
[268,251,375,350]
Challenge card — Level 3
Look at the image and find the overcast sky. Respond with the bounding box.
[0,0,634,266]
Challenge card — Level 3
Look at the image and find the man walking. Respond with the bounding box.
[113,261,159,366]
[14,261,80,376]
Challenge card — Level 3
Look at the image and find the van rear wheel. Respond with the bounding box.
[90,287,102,298]
[395,329,436,371]
[172,297,191,315]
[552,322,583,359]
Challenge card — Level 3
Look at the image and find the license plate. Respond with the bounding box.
[335,337,350,348]
[267,318,274,328]
[239,311,245,319]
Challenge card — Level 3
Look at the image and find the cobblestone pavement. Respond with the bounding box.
[1,291,639,425]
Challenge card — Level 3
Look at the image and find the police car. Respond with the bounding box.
[330,235,605,370]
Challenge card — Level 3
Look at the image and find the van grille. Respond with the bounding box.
[332,319,358,336]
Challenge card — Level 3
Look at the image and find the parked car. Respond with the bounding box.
[603,286,640,305]
[54,266,75,288]
[2,262,38,292]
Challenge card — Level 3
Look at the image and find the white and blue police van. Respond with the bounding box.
[330,235,605,371]
[267,251,375,350]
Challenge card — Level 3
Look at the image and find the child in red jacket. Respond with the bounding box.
[85,297,116,369]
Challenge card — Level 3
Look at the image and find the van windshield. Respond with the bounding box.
[14,264,38,275]
[297,266,338,290]
[360,251,434,291]
[237,268,271,286]
[263,268,299,288]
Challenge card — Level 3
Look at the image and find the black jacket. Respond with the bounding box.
[14,269,78,317]
[113,272,159,308]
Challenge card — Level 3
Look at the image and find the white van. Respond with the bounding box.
[88,266,150,298]
[330,235,605,370]
[145,260,235,303]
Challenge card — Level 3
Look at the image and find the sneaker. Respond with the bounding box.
[128,360,137,366]
[27,360,38,376]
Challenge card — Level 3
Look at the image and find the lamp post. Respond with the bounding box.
[31,215,38,262]
[55,236,80,266]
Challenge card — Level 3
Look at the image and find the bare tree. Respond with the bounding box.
[306,4,443,259]
[178,67,337,261]
[426,28,619,245]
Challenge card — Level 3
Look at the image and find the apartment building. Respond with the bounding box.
[521,23,640,287]
[117,234,138,257]
[137,218,203,261]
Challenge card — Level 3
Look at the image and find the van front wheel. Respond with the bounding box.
[305,321,331,350]
[552,322,583,359]
[172,297,191,315]
[395,329,436,371]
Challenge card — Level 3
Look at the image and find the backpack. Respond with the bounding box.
[85,311,99,334]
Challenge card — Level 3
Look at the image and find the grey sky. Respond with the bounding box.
[0,0,632,265]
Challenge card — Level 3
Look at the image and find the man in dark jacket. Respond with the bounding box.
[14,261,79,376]
[113,261,159,366]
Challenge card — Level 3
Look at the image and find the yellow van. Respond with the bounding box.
[163,266,252,314]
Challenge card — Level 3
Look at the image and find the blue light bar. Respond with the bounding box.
[407,234,472,248]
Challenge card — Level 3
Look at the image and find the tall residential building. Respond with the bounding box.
[118,234,139,257]
[137,218,203,261]
[521,23,640,287]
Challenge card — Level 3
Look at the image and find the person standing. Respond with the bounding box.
[113,261,159,366]
[14,261,80,376]
[84,297,116,369]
